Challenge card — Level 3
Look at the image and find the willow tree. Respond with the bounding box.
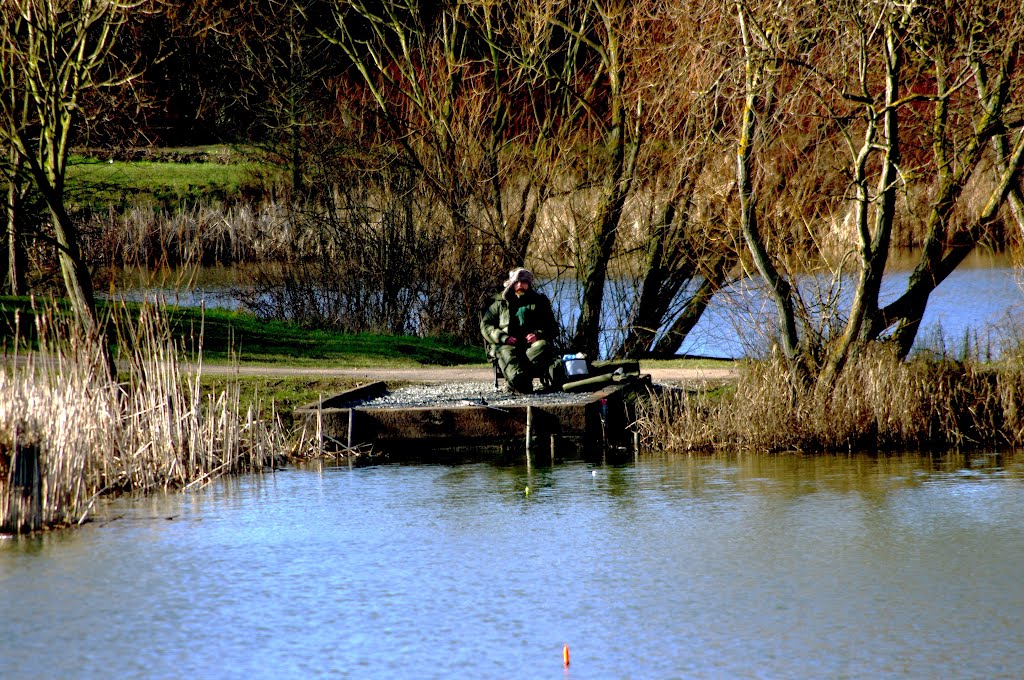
[614,0,740,359]
[733,0,810,384]
[865,2,1024,359]
[0,0,145,374]
[543,0,642,359]
[323,0,744,355]
[732,0,1024,391]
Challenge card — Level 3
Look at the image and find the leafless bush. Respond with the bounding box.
[234,165,489,341]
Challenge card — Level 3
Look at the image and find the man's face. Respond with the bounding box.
[514,280,530,296]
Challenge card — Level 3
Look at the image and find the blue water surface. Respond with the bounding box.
[3,454,1023,679]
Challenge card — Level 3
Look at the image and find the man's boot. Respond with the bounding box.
[509,372,534,394]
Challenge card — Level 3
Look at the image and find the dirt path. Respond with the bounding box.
[5,354,738,387]
[198,363,739,387]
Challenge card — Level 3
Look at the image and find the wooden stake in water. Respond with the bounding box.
[526,404,534,455]
[316,394,323,459]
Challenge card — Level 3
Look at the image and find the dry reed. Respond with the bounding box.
[637,345,1024,454]
[87,202,288,269]
[0,300,285,534]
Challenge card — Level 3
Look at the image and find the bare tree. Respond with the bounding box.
[324,0,595,339]
[614,0,740,358]
[815,1,907,385]
[0,0,147,372]
[867,2,1024,357]
[546,0,642,359]
[730,0,1024,392]
[325,0,499,322]
[1,146,30,295]
[733,0,810,383]
[467,0,564,269]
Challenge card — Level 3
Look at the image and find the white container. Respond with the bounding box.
[564,358,589,377]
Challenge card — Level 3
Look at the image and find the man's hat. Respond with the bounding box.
[503,267,535,288]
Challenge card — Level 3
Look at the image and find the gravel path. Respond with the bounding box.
[345,381,596,409]
[200,364,738,409]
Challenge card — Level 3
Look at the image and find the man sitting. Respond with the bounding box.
[480,267,559,394]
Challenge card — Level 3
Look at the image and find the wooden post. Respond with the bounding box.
[525,405,534,457]
[316,394,323,459]
[12,444,42,533]
[347,408,355,450]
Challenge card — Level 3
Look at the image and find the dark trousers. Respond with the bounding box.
[495,339,555,393]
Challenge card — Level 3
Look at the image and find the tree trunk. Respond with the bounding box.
[571,145,636,358]
[617,198,684,358]
[571,25,638,358]
[28,155,115,378]
[735,2,805,386]
[822,23,901,387]
[880,129,1024,357]
[874,41,1024,357]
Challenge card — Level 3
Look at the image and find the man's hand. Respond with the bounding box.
[506,336,518,345]
[525,333,539,344]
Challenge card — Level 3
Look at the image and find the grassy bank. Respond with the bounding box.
[67,147,270,209]
[0,297,485,367]
[0,296,488,428]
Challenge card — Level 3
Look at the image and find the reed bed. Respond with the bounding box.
[88,202,288,268]
[0,302,287,535]
[637,345,1024,454]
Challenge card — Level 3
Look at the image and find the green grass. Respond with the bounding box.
[65,148,276,208]
[165,306,485,367]
[67,158,250,207]
[200,375,369,428]
[0,297,486,368]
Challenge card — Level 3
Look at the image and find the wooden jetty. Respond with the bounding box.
[294,378,651,454]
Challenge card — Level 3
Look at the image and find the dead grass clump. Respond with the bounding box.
[0,301,285,535]
[638,345,1024,453]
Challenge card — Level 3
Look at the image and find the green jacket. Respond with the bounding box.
[480,288,557,347]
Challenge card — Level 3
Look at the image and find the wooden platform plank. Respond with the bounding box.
[294,380,647,450]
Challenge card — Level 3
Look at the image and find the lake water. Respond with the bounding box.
[670,260,1024,360]
[3,452,1023,679]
